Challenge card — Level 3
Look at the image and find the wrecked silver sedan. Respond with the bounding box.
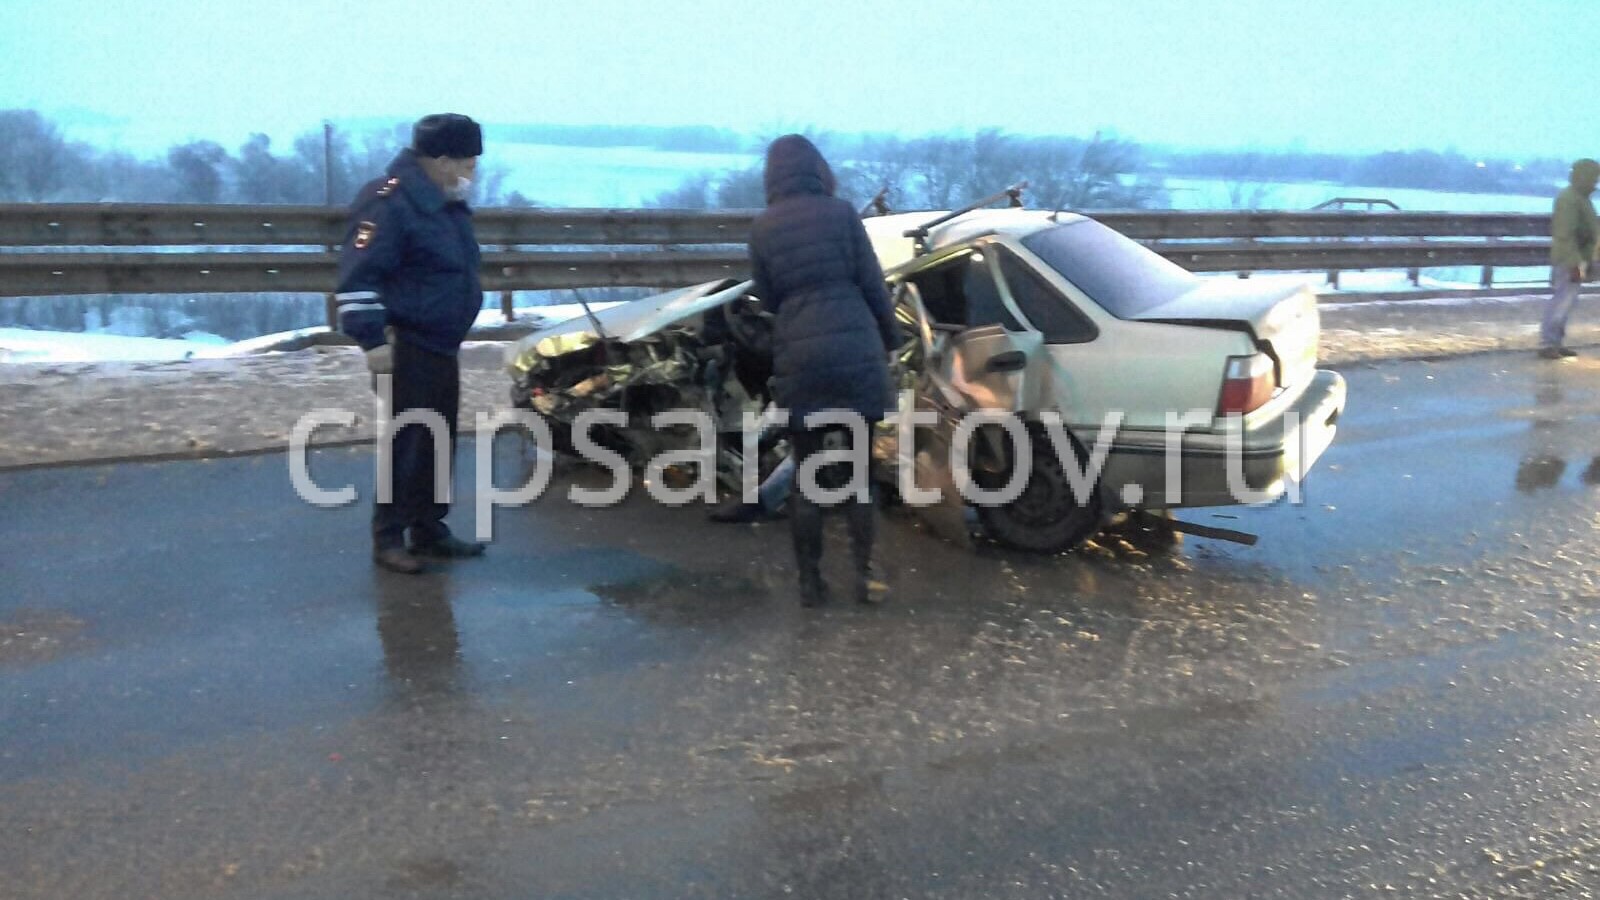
[507,206,1346,551]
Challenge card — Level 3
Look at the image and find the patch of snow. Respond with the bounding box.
[0,328,211,363]
[206,326,333,357]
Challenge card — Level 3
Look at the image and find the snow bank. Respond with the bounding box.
[0,328,219,364]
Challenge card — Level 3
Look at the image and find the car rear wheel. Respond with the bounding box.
[977,428,1103,552]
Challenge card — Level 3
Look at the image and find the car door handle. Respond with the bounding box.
[986,350,1028,373]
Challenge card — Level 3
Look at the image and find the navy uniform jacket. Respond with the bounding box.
[334,149,483,356]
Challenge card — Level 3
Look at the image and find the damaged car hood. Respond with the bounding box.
[510,278,749,372]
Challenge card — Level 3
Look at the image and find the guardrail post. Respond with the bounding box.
[1481,235,1498,288]
[1408,267,1421,286]
[324,240,339,329]
[500,244,515,321]
[1327,270,1340,290]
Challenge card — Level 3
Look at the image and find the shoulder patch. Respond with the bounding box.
[375,177,400,198]
[353,220,378,250]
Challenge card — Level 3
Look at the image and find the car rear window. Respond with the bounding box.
[1019,220,1198,318]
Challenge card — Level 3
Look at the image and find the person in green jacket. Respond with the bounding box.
[1540,158,1600,359]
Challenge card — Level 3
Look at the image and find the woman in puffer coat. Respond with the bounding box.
[748,134,901,607]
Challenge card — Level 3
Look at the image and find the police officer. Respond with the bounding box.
[335,113,488,574]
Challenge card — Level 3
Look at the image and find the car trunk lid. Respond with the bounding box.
[1127,276,1320,391]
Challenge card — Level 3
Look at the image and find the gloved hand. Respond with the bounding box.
[364,325,397,374]
[364,343,393,374]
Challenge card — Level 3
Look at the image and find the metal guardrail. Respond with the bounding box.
[0,204,758,248]
[0,204,1553,246]
[0,249,749,295]
[1094,210,1550,240]
[0,204,1554,300]
[1149,240,1548,272]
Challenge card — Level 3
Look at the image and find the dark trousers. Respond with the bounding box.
[788,425,875,577]
[373,338,460,550]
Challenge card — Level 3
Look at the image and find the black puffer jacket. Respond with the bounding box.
[749,136,900,427]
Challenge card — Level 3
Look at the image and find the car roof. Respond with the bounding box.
[862,209,1088,272]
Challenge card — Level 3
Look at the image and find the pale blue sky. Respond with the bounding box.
[1,0,1593,159]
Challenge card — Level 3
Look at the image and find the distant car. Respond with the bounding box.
[507,207,1346,551]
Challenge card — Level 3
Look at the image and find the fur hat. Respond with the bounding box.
[413,113,483,158]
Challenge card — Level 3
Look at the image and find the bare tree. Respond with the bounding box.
[713,166,765,207]
[1217,152,1278,209]
[647,172,716,208]
[966,128,1028,198]
[836,134,914,211]
[0,110,88,200]
[904,135,970,209]
[1029,133,1165,210]
[167,140,228,203]
[231,133,300,203]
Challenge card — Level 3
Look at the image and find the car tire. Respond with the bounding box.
[977,427,1103,552]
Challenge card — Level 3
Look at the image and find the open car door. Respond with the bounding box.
[889,280,1045,546]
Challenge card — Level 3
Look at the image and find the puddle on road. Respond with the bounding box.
[591,569,777,626]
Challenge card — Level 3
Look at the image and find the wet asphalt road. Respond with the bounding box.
[5,351,1600,899]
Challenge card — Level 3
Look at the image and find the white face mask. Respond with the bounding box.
[451,176,474,201]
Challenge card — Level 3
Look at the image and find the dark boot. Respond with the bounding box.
[846,497,884,604]
[791,494,828,607]
[798,566,829,608]
[410,534,487,558]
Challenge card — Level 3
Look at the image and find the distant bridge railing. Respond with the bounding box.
[0,204,1555,316]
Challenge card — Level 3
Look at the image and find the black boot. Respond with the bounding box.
[792,493,828,607]
[846,497,884,604]
[411,534,487,558]
[798,566,830,608]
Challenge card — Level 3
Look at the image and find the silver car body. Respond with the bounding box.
[507,207,1347,542]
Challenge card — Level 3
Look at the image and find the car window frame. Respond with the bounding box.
[899,243,1027,334]
[991,244,1100,345]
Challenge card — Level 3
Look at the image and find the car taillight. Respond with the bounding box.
[1217,352,1276,416]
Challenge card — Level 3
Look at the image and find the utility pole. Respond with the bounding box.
[323,121,334,203]
[323,121,337,330]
